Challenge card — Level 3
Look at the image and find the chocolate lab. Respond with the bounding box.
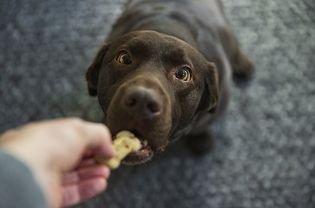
[86,0,254,164]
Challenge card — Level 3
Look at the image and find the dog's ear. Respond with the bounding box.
[198,62,219,113]
[86,44,109,96]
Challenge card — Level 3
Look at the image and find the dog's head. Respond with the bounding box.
[86,31,218,164]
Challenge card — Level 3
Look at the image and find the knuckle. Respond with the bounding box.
[67,118,84,125]
[64,118,86,137]
[66,118,86,130]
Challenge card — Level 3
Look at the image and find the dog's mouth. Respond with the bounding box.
[116,129,154,164]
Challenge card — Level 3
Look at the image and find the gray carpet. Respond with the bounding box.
[1,0,315,208]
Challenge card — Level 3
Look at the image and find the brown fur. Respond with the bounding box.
[86,0,254,163]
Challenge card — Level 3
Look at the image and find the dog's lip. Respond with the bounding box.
[125,144,153,161]
[116,129,154,162]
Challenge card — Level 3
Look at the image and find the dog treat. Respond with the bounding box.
[95,131,141,169]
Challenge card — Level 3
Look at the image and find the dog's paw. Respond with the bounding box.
[232,49,255,80]
[232,57,255,88]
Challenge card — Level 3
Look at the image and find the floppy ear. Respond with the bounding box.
[198,62,219,113]
[86,44,109,96]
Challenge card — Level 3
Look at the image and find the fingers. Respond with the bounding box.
[63,165,110,185]
[62,165,110,206]
[62,178,107,207]
[75,158,96,169]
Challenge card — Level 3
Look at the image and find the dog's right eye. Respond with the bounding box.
[116,51,132,65]
[175,67,192,82]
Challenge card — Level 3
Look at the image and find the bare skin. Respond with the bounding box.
[0,118,115,208]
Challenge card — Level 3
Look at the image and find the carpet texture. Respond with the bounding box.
[0,0,315,208]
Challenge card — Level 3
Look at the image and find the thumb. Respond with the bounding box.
[79,122,115,158]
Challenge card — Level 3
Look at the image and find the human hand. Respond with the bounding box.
[0,118,115,208]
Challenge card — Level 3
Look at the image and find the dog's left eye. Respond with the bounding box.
[175,67,191,82]
[116,51,132,65]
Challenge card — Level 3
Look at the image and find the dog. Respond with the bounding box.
[86,0,254,165]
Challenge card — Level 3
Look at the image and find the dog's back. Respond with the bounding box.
[109,0,227,59]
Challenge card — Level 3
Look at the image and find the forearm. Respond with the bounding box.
[0,151,48,208]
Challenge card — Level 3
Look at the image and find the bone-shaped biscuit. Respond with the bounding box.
[95,131,141,169]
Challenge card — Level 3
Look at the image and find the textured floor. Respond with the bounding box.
[1,0,315,208]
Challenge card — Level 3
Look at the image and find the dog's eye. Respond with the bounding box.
[116,51,132,65]
[175,67,191,82]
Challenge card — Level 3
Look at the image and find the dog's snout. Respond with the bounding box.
[122,86,162,119]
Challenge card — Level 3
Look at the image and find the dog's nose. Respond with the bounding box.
[122,86,162,119]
